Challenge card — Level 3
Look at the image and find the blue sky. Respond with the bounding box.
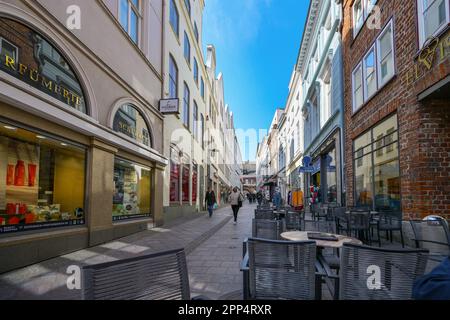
[203,0,308,161]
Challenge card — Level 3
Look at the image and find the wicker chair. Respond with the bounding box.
[252,219,285,240]
[410,219,450,263]
[339,243,429,300]
[241,238,317,300]
[82,248,199,300]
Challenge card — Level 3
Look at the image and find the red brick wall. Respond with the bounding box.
[343,0,450,220]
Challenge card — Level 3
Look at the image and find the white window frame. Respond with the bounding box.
[376,20,395,88]
[417,0,450,48]
[352,62,364,113]
[366,0,378,16]
[169,0,180,37]
[0,37,19,61]
[363,45,377,102]
[353,0,365,38]
[118,0,142,45]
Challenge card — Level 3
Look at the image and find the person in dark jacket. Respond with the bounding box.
[412,257,450,300]
[205,187,217,218]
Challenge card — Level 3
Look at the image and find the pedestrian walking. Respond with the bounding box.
[205,187,217,218]
[228,187,245,225]
[273,188,282,210]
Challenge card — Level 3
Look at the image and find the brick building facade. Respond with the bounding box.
[343,0,450,220]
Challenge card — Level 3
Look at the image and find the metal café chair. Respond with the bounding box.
[254,209,276,220]
[410,218,450,263]
[346,210,373,245]
[252,219,285,240]
[285,210,304,230]
[373,211,405,247]
[240,238,318,300]
[339,243,429,300]
[82,248,206,300]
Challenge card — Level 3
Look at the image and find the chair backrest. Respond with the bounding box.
[410,220,450,256]
[255,210,276,220]
[285,211,302,230]
[348,211,371,230]
[340,243,429,300]
[247,238,316,300]
[252,219,284,240]
[82,249,190,300]
[378,211,403,229]
[332,207,347,219]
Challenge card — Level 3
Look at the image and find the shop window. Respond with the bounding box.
[113,158,151,221]
[353,114,400,211]
[170,148,180,202]
[182,163,190,202]
[417,0,449,47]
[192,163,198,203]
[0,18,87,113]
[113,104,152,147]
[0,121,86,234]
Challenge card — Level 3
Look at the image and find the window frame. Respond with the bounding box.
[169,54,178,99]
[194,22,199,43]
[169,0,180,38]
[193,100,198,141]
[376,20,395,88]
[184,0,191,17]
[193,57,199,85]
[353,0,365,38]
[363,44,378,102]
[352,62,364,113]
[118,0,142,45]
[417,0,450,48]
[0,37,19,61]
[183,82,190,130]
[200,77,205,100]
[184,32,191,67]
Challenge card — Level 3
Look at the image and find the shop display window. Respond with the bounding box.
[113,158,152,221]
[192,163,197,203]
[182,164,190,202]
[0,121,86,234]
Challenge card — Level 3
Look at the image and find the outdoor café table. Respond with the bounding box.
[280,231,363,300]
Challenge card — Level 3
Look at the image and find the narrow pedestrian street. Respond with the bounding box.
[0,203,254,300]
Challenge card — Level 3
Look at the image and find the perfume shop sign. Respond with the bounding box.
[0,55,83,109]
[405,31,450,85]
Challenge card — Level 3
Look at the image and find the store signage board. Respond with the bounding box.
[159,99,180,114]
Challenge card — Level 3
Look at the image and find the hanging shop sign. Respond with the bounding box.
[404,30,450,85]
[299,156,315,173]
[0,18,86,112]
[159,99,180,114]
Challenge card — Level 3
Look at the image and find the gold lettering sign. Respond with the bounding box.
[405,32,450,85]
[118,122,145,141]
[2,55,82,109]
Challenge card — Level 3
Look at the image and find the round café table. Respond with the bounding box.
[280,231,363,248]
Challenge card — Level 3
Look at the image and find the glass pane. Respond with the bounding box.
[184,33,190,62]
[380,27,392,60]
[113,105,152,147]
[365,50,376,97]
[372,113,398,143]
[326,148,337,203]
[113,159,152,221]
[424,0,446,38]
[354,131,372,155]
[0,40,17,60]
[119,0,128,31]
[131,0,139,9]
[170,149,180,202]
[0,18,87,113]
[182,165,190,202]
[381,52,394,81]
[170,0,179,34]
[374,157,400,211]
[354,154,373,207]
[0,122,86,234]
[130,10,138,43]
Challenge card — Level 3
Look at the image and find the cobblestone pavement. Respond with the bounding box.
[0,206,235,300]
[187,203,254,300]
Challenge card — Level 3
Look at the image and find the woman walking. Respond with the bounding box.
[228,187,244,225]
[205,186,217,218]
